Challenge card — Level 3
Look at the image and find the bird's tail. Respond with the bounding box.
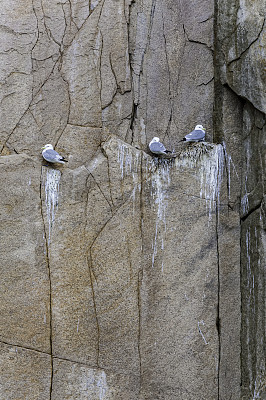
[61,158,68,162]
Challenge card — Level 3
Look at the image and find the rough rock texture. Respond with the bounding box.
[217,0,266,114]
[216,0,266,398]
[0,0,265,399]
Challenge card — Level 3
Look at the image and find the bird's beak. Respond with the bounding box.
[41,146,45,150]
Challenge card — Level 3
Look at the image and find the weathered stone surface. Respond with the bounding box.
[218,0,266,113]
[129,0,214,148]
[52,358,140,399]
[241,103,266,219]
[0,1,36,147]
[0,343,51,400]
[216,1,266,397]
[241,211,266,399]
[0,155,50,352]
[0,0,265,398]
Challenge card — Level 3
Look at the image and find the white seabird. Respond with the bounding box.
[180,125,206,142]
[42,144,68,164]
[149,137,173,155]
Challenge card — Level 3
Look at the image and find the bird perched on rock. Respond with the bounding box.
[42,144,68,164]
[180,125,205,142]
[149,137,173,156]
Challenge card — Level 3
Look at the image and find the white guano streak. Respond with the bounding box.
[117,143,142,213]
[151,159,170,271]
[198,320,208,345]
[222,141,239,203]
[177,144,224,220]
[199,145,224,220]
[241,139,251,215]
[44,169,61,244]
[97,371,108,400]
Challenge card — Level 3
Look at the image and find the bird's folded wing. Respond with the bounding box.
[43,149,60,161]
[186,130,205,140]
[149,142,166,152]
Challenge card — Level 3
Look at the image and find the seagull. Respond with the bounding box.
[149,137,173,155]
[179,125,206,142]
[42,144,68,164]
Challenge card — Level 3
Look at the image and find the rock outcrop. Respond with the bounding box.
[0,0,265,399]
[215,1,266,398]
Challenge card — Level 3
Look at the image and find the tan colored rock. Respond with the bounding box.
[52,358,140,399]
[129,0,214,149]
[1,0,265,398]
[0,343,51,400]
[0,1,36,147]
[61,5,102,128]
[0,155,50,352]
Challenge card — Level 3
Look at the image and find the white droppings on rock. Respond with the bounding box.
[241,193,249,215]
[42,168,61,244]
[198,320,208,345]
[90,0,100,11]
[241,138,251,215]
[176,143,225,220]
[117,143,142,212]
[252,375,266,399]
[97,370,108,400]
[150,158,171,270]
[222,141,239,202]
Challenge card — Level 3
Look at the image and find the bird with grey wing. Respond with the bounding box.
[42,144,68,164]
[149,137,176,157]
[179,124,205,142]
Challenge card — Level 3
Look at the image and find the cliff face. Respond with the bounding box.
[0,0,265,399]
[215,0,266,398]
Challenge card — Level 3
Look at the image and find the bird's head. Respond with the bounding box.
[42,144,54,150]
[195,125,205,132]
[151,137,160,143]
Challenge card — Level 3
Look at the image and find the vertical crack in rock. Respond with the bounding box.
[215,199,221,400]
[83,175,101,367]
[222,141,240,210]
[213,147,227,400]
[39,167,55,399]
[161,12,173,142]
[87,247,101,367]
[137,153,145,396]
[130,103,138,144]
[148,0,157,44]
